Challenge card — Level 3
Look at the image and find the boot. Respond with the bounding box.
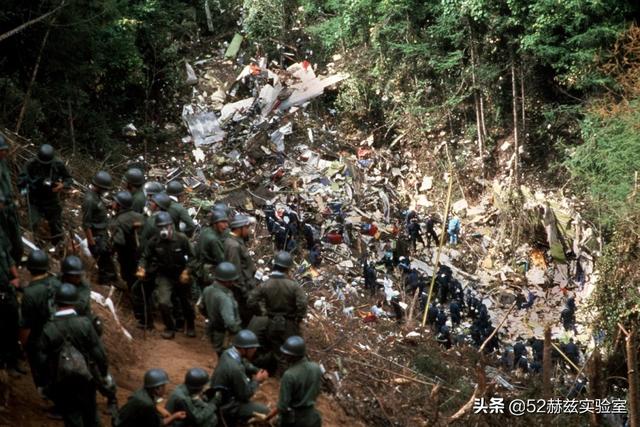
[160,307,175,339]
[174,318,185,332]
[186,318,196,338]
[161,329,175,340]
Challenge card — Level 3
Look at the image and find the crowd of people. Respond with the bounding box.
[0,137,322,426]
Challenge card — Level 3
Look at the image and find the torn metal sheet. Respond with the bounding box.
[182,106,226,146]
[224,33,243,59]
[270,122,293,153]
[219,98,254,123]
[278,74,348,111]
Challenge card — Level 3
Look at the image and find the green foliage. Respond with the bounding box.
[566,100,640,226]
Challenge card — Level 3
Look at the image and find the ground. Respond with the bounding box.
[0,309,363,427]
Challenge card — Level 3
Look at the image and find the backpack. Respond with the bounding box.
[54,324,93,384]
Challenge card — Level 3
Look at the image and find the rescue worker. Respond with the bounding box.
[123,167,146,214]
[201,262,242,356]
[425,213,440,248]
[82,171,117,283]
[59,256,93,320]
[196,209,229,288]
[407,217,424,251]
[166,368,217,427]
[0,224,22,376]
[447,214,461,245]
[110,190,144,289]
[265,336,322,427]
[0,136,23,262]
[210,330,269,425]
[18,144,73,247]
[166,180,196,238]
[137,211,195,339]
[116,368,187,427]
[247,251,307,372]
[40,283,111,427]
[20,250,59,388]
[138,189,169,253]
[224,214,257,326]
[362,259,377,296]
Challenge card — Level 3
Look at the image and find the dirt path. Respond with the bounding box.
[1,313,364,427]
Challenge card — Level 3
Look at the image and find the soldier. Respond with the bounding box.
[18,144,73,247]
[40,283,112,427]
[166,368,217,427]
[20,250,59,389]
[123,168,146,214]
[166,180,196,238]
[110,191,144,289]
[195,209,229,288]
[201,262,242,356]
[138,189,169,252]
[210,330,269,424]
[224,214,257,326]
[116,369,186,427]
[83,171,117,284]
[137,211,195,339]
[0,224,22,376]
[407,217,424,252]
[0,136,23,262]
[247,251,307,372]
[265,336,322,427]
[425,213,440,248]
[59,256,93,321]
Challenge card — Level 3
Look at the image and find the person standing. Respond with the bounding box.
[195,209,229,288]
[224,214,257,326]
[166,181,196,238]
[0,136,23,262]
[0,219,22,376]
[40,283,111,427]
[18,144,73,247]
[123,168,146,214]
[201,262,242,356]
[82,171,117,283]
[137,212,195,339]
[447,215,461,246]
[110,190,144,289]
[266,336,322,427]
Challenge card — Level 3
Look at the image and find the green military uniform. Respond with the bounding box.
[110,207,144,288]
[0,242,19,371]
[40,309,109,427]
[196,226,228,287]
[278,358,323,427]
[20,274,59,387]
[131,214,158,327]
[131,188,146,214]
[210,347,268,422]
[52,278,92,318]
[18,157,72,245]
[115,388,163,427]
[139,213,159,251]
[202,281,241,355]
[248,272,307,365]
[140,231,194,332]
[82,189,116,283]
[0,158,23,262]
[224,234,257,326]
[166,384,217,427]
[168,201,196,238]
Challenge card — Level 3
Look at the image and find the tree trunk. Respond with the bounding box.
[588,348,602,426]
[15,22,53,134]
[543,326,552,398]
[520,64,526,144]
[0,1,65,43]
[510,60,520,186]
[627,328,639,427]
[469,32,484,176]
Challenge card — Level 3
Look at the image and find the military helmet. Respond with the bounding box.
[214,262,239,281]
[114,190,133,209]
[124,168,145,186]
[55,283,79,305]
[92,171,113,190]
[280,335,306,357]
[26,250,49,273]
[233,330,260,349]
[166,180,184,196]
[62,255,84,276]
[143,181,165,197]
[229,214,250,229]
[37,144,55,164]
[273,251,293,269]
[155,211,174,227]
[0,135,7,150]
[143,368,170,389]
[152,192,172,210]
[184,368,209,393]
[210,209,229,224]
[212,201,231,217]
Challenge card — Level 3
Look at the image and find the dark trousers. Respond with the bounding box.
[0,205,22,262]
[426,228,439,247]
[89,232,116,283]
[0,291,19,369]
[115,248,138,289]
[155,274,194,331]
[30,200,64,244]
[131,278,155,327]
[52,381,100,427]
